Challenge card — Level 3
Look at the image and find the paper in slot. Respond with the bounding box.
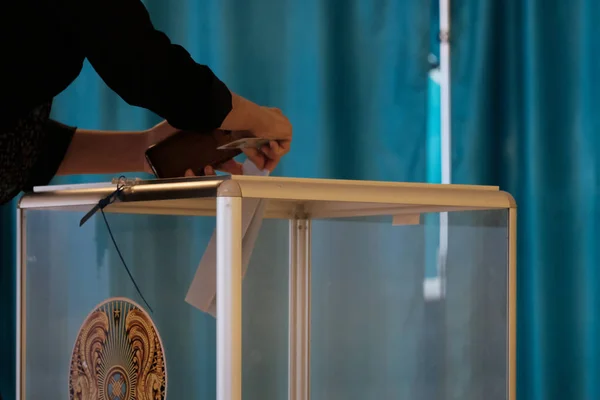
[185,159,269,317]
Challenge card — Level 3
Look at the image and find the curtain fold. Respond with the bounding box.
[452,0,600,399]
[5,0,597,398]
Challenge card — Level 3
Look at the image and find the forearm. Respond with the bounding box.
[64,0,232,132]
[56,128,149,175]
[219,93,261,132]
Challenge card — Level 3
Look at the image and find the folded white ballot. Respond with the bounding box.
[185,159,269,317]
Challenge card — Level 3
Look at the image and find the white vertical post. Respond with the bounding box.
[288,219,311,400]
[15,208,25,400]
[508,207,517,400]
[439,0,451,184]
[438,0,452,295]
[217,197,243,400]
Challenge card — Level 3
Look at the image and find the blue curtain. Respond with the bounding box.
[4,0,598,399]
[452,0,600,399]
[0,0,430,398]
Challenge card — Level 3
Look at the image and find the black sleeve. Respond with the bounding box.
[57,0,232,132]
[23,119,76,190]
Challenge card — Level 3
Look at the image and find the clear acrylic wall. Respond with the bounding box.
[22,207,508,399]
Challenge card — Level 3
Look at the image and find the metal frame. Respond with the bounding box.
[18,176,513,218]
[216,196,243,400]
[508,207,517,400]
[438,0,452,305]
[439,0,451,188]
[15,176,517,399]
[15,208,25,400]
[288,218,311,400]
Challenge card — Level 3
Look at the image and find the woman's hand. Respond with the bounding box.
[221,94,292,139]
[242,139,288,172]
[240,107,291,171]
[220,94,292,171]
[185,138,285,177]
[184,160,242,177]
[147,92,293,177]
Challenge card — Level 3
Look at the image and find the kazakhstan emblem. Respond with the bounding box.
[68,298,167,400]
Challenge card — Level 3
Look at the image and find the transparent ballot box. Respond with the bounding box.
[16,176,516,400]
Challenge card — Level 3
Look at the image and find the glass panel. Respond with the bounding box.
[23,206,509,400]
[23,209,289,400]
[310,209,508,400]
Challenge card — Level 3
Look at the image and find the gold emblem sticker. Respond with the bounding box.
[68,298,167,400]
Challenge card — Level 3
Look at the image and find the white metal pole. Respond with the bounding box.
[288,219,311,400]
[440,0,451,186]
[216,197,243,400]
[438,0,451,295]
[16,208,25,400]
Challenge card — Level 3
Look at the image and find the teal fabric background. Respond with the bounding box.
[1,0,599,399]
[451,0,600,399]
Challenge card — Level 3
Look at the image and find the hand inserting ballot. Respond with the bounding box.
[217,103,291,173]
[218,97,291,172]
[146,116,288,177]
[182,139,285,177]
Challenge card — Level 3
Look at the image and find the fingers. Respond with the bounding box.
[261,143,279,171]
[216,159,244,175]
[247,140,288,172]
[202,159,244,176]
[185,138,290,178]
[266,140,290,157]
[242,147,267,170]
[184,160,244,178]
[241,140,291,172]
[277,139,291,154]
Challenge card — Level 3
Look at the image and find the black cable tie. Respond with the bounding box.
[78,176,154,313]
[79,177,125,227]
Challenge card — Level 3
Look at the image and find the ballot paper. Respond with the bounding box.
[185,159,269,317]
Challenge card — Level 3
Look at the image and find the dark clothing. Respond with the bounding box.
[0,103,77,205]
[0,0,233,204]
